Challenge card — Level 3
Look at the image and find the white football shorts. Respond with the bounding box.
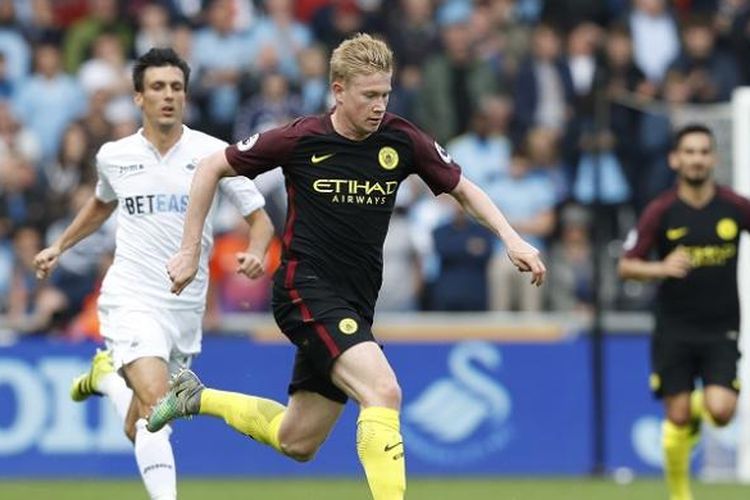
[98,305,203,374]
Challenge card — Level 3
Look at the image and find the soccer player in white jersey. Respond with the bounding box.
[33,48,273,500]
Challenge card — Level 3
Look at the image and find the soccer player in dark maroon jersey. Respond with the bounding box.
[150,33,545,500]
[619,124,750,500]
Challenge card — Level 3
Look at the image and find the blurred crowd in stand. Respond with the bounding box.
[1,0,748,337]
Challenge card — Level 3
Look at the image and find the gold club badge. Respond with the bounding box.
[339,318,358,335]
[716,218,738,240]
[378,146,399,170]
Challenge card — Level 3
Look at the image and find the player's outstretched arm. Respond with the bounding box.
[618,247,691,281]
[236,208,274,279]
[449,175,546,286]
[168,149,236,295]
[33,197,116,279]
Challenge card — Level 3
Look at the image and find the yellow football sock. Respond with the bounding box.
[663,420,693,500]
[356,407,406,500]
[199,389,285,453]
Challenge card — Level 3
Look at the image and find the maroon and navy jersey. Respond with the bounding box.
[225,112,461,318]
[623,186,750,338]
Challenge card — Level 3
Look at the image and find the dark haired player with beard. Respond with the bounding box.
[619,124,750,500]
[149,34,545,500]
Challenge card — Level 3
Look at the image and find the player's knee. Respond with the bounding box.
[279,439,319,463]
[708,405,735,427]
[666,411,691,427]
[371,377,402,409]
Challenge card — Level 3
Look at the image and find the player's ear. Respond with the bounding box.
[667,151,679,172]
[331,80,345,103]
[133,92,143,109]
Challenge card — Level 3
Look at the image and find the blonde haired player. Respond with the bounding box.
[150,34,544,500]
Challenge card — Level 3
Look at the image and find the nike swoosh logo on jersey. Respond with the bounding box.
[311,153,335,164]
[666,227,689,240]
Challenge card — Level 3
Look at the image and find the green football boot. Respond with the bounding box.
[147,369,204,432]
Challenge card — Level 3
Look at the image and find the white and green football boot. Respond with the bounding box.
[147,369,204,432]
[70,349,114,402]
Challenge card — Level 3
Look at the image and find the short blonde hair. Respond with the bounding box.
[329,33,393,84]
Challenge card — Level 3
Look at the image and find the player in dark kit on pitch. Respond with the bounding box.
[149,33,545,500]
[619,124,750,500]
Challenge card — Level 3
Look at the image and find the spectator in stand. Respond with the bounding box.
[192,0,249,139]
[595,24,655,209]
[12,42,86,160]
[667,15,740,103]
[297,44,329,115]
[486,147,556,311]
[17,185,114,335]
[0,0,30,87]
[378,190,424,313]
[63,0,132,73]
[0,151,48,231]
[628,0,680,84]
[546,204,593,311]
[6,225,43,331]
[714,0,750,84]
[431,203,494,311]
[384,0,439,69]
[526,126,569,204]
[133,2,171,56]
[248,0,313,82]
[0,100,41,165]
[446,103,512,188]
[41,120,95,216]
[206,217,281,326]
[77,31,134,110]
[475,0,533,81]
[513,23,574,144]
[233,72,302,142]
[0,53,12,99]
[20,0,63,47]
[311,0,376,53]
[416,0,499,144]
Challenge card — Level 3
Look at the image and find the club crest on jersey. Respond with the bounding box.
[434,141,452,163]
[716,218,738,240]
[378,146,399,170]
[237,133,259,152]
[184,158,199,171]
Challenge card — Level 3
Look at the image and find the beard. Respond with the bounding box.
[682,172,710,187]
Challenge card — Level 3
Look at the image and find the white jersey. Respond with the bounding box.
[95,125,264,310]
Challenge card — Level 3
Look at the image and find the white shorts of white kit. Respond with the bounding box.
[98,305,203,375]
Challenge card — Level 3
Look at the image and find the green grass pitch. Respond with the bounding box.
[0,478,748,500]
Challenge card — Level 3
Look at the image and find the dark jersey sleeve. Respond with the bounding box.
[729,190,750,232]
[225,119,301,178]
[623,196,669,259]
[400,121,461,195]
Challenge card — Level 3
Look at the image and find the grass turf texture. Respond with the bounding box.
[0,478,748,500]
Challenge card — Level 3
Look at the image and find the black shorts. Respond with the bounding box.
[650,334,741,398]
[272,261,376,404]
